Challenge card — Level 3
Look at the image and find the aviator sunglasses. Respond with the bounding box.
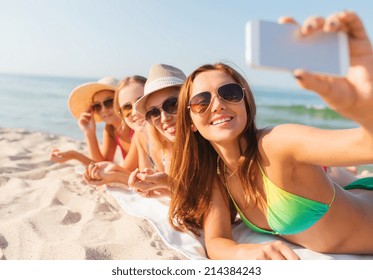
[119,96,143,118]
[188,83,245,115]
[91,98,114,113]
[145,97,178,126]
[119,103,133,118]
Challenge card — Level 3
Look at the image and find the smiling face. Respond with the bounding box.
[189,70,247,146]
[92,90,118,124]
[118,82,145,131]
[145,87,179,142]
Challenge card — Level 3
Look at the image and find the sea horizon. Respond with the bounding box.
[0,72,357,141]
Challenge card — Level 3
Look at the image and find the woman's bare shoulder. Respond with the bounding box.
[258,124,311,161]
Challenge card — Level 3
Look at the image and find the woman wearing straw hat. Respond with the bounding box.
[129,63,186,196]
[82,75,151,185]
[84,64,186,197]
[50,77,132,165]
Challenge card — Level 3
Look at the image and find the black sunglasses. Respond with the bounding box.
[120,103,133,118]
[188,83,244,115]
[145,97,178,126]
[91,98,114,113]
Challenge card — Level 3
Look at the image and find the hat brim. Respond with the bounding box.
[136,81,184,116]
[68,82,116,123]
[134,94,151,116]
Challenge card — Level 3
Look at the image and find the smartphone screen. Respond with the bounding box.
[245,20,349,76]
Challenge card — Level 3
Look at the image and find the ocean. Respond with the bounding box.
[0,73,357,141]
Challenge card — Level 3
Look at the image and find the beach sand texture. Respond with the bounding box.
[0,128,186,260]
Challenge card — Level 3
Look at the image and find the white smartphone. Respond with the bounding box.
[245,20,349,76]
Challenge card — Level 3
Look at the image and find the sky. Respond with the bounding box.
[1,0,372,89]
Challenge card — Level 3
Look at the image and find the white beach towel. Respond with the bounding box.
[108,187,373,260]
[109,187,206,259]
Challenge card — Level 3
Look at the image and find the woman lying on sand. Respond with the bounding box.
[84,64,186,197]
[50,77,133,165]
[169,11,373,259]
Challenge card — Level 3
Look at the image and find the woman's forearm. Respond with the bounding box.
[206,238,298,260]
[84,132,105,162]
[205,237,243,259]
[106,170,131,186]
[72,151,94,165]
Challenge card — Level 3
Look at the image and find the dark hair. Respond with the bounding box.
[169,63,260,235]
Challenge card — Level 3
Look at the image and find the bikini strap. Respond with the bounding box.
[256,161,265,176]
[328,185,336,206]
[216,156,221,175]
[217,156,231,195]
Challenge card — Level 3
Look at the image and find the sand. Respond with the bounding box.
[0,127,186,260]
[2,127,373,262]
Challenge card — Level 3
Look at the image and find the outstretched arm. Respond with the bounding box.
[267,11,373,168]
[50,148,93,166]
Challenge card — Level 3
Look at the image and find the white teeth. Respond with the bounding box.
[166,125,176,134]
[211,117,231,125]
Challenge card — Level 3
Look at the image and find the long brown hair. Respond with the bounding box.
[169,63,260,235]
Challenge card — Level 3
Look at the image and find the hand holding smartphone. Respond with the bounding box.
[245,20,349,76]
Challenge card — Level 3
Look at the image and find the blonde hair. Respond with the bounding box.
[169,63,260,235]
[114,75,147,117]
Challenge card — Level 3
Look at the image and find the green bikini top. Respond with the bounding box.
[222,162,335,236]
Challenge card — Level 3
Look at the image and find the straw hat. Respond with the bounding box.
[68,77,119,122]
[135,64,186,115]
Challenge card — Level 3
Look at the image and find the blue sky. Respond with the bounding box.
[1,0,372,89]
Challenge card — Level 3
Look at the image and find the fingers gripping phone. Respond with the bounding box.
[245,20,349,76]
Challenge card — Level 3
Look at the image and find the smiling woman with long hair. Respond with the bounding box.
[169,11,373,259]
[83,64,187,198]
